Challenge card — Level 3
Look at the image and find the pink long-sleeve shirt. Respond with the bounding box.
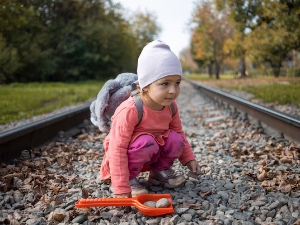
[99,96,195,194]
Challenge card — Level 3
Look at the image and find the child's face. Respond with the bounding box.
[143,75,181,109]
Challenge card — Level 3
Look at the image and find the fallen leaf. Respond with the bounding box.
[200,190,211,198]
[206,140,215,146]
[260,159,267,167]
[293,219,300,225]
[279,184,292,193]
[52,213,65,222]
[182,201,201,209]
[48,185,60,195]
[280,157,292,164]
[82,187,89,199]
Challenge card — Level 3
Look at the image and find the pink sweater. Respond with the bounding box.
[99,96,195,194]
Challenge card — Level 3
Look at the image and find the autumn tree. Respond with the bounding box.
[191,1,233,79]
[128,10,161,53]
[215,0,263,78]
[0,0,161,83]
[191,30,214,77]
[245,0,300,77]
[179,47,199,74]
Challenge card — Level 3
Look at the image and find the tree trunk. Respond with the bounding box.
[270,60,282,77]
[215,60,220,79]
[208,62,213,78]
[239,57,247,78]
[272,66,281,77]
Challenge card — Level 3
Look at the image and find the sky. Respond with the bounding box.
[114,0,196,57]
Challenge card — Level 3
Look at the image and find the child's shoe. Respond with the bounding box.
[130,178,148,197]
[148,168,186,188]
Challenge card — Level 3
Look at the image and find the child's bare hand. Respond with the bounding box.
[186,160,201,174]
[114,193,132,198]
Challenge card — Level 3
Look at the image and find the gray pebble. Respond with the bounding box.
[170,215,181,224]
[224,182,235,190]
[175,208,189,215]
[155,198,169,208]
[144,201,156,208]
[110,216,120,223]
[181,213,192,222]
[100,212,113,219]
[72,215,87,223]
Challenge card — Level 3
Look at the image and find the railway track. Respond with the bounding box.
[186,78,300,143]
[0,103,91,162]
[1,79,299,162]
[0,80,299,224]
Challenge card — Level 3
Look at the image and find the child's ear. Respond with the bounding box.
[142,85,149,92]
[142,88,148,92]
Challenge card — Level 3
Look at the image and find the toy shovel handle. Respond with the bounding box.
[75,197,136,208]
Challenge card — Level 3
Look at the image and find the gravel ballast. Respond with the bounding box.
[0,81,299,225]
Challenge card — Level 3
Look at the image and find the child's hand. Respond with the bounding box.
[186,160,201,174]
[114,193,132,198]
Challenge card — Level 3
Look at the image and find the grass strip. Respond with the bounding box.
[0,81,104,125]
[232,82,300,107]
[185,74,300,107]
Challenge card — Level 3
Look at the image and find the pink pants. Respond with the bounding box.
[127,130,184,179]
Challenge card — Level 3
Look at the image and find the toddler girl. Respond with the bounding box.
[99,40,200,198]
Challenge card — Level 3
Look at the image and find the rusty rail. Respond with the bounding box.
[186,78,300,143]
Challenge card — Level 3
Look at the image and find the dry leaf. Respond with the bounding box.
[41,194,52,204]
[82,188,89,199]
[78,155,88,162]
[13,211,22,221]
[230,172,235,180]
[60,187,68,192]
[48,185,60,195]
[19,184,33,193]
[260,159,267,167]
[261,180,276,187]
[280,157,292,164]
[293,219,300,225]
[240,205,248,210]
[182,201,201,209]
[257,170,267,181]
[48,209,69,223]
[200,190,211,198]
[52,213,65,222]
[8,219,20,225]
[3,173,23,180]
[279,184,292,193]
[206,140,215,146]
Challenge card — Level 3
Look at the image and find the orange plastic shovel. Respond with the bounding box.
[75,193,174,216]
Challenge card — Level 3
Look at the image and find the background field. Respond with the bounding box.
[1,75,299,125]
[0,81,104,124]
[186,75,300,108]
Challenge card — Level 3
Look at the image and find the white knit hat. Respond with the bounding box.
[137,40,182,89]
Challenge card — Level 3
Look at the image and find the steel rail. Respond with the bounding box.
[0,103,91,161]
[186,78,300,143]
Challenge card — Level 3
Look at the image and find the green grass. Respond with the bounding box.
[185,73,236,81]
[0,81,104,125]
[233,82,300,107]
[185,74,300,107]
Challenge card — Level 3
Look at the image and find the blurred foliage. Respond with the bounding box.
[191,1,234,79]
[0,0,161,84]
[0,81,104,124]
[189,0,300,78]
